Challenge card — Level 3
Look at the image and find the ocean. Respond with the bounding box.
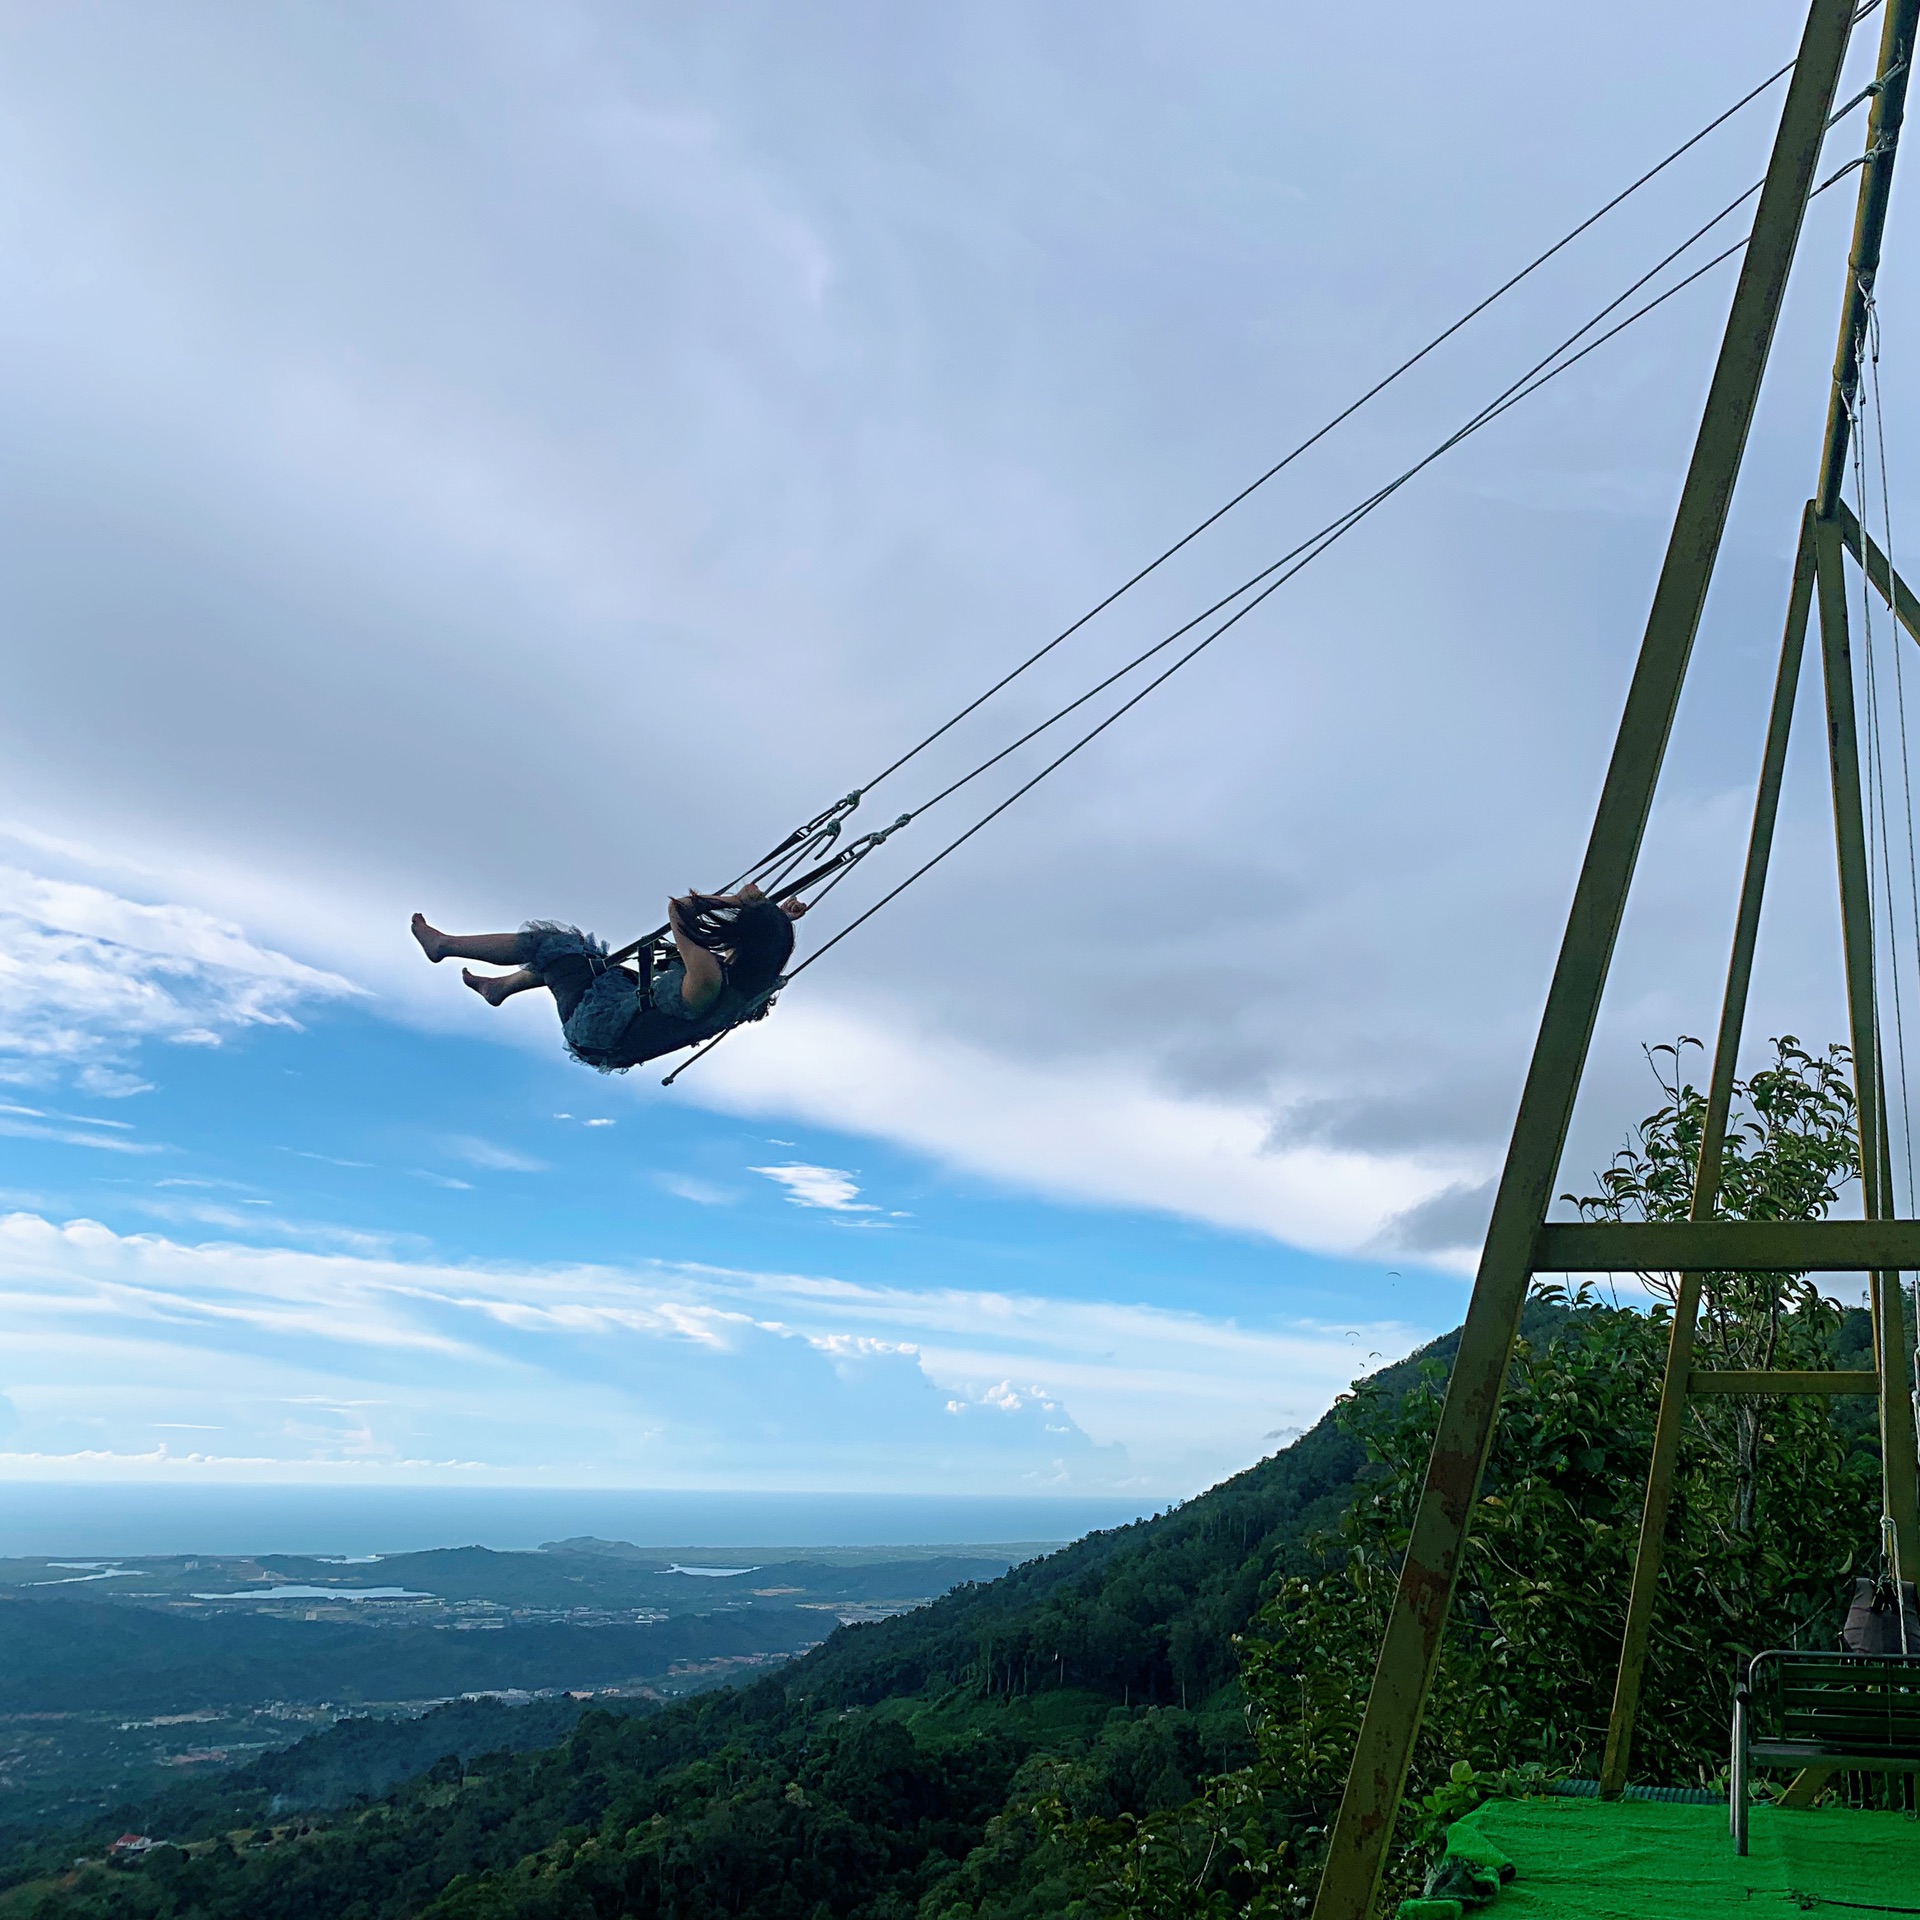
[0,1484,1157,1558]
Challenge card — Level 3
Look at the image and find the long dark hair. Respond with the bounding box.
[675,894,796,1011]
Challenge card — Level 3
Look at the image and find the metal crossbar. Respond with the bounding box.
[1538,1219,1920,1271]
[1688,1370,1879,1394]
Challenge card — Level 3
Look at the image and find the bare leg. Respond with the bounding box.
[464,967,544,1007]
[413,915,525,967]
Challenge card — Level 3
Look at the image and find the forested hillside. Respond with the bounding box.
[0,1294,1879,1919]
[0,1598,815,1716]
[0,1310,1512,1915]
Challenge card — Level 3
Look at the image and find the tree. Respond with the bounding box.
[1564,1035,1864,1543]
[1059,1036,1881,1916]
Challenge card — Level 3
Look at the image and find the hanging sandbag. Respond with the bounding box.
[1842,1574,1920,1653]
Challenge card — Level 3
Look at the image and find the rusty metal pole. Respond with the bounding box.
[1814,0,1919,521]
[1309,8,1855,1911]
[1817,511,1920,1580]
[1840,500,1920,639]
[1598,507,1819,1797]
[1605,0,1920,1800]
[1809,0,1920,1590]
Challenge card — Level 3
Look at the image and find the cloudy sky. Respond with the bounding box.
[0,0,1909,1507]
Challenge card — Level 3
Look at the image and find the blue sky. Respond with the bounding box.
[0,941,1428,1496]
[0,0,1907,1503]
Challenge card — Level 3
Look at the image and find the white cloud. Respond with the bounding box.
[0,1106,160,1155]
[0,864,358,1093]
[117,1194,409,1257]
[0,1211,1429,1494]
[0,0,1853,1291]
[8,1104,135,1131]
[655,1172,734,1206]
[444,1136,549,1174]
[751,1162,879,1212]
[411,1170,475,1192]
[716,1004,1479,1260]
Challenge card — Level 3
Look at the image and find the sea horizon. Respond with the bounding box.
[0,1482,1158,1558]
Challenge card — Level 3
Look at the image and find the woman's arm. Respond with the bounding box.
[666,897,725,1012]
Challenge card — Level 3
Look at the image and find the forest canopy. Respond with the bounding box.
[2,1039,1884,1919]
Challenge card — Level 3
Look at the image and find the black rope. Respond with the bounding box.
[772,104,1896,992]
[1796,1898,1920,1914]
[641,40,1881,978]
[857,184,1768,844]
[844,54,1811,802]
[655,13,1890,1080]
[1867,300,1920,1219]
[784,224,1764,988]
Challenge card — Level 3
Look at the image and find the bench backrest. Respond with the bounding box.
[1748,1649,1920,1759]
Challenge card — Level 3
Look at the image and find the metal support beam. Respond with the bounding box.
[1537,1219,1920,1271]
[1814,0,1919,517]
[1817,511,1886,1218]
[1870,1279,1920,1585]
[1599,509,1817,1795]
[1838,499,1920,644]
[1688,1370,1880,1395]
[1816,513,1920,1583]
[1823,29,1920,1593]
[1872,1094,1920,1584]
[1308,11,1858,1910]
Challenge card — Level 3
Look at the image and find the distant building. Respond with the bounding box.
[109,1835,158,1857]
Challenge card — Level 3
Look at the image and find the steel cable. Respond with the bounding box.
[842,54,1827,802]
[781,217,1777,986]
[659,27,1888,1078]
[664,59,1881,969]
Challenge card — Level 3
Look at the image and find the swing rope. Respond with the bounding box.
[839,184,1778,841]
[1866,296,1920,1217]
[631,52,1830,958]
[1852,374,1903,1224]
[1847,277,1920,1623]
[779,190,1846,993]
[661,216,1777,1086]
[644,45,1887,1082]
[1859,287,1920,1416]
[840,53,1817,804]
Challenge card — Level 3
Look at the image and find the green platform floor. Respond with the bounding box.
[1431,1794,1920,1917]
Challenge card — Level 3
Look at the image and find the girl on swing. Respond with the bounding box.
[410,885,806,1073]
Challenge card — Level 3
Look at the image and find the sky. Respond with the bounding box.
[0,0,1913,1509]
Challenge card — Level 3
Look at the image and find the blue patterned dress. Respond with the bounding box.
[516,923,762,1073]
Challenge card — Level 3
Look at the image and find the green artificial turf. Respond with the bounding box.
[1410,1794,1920,1917]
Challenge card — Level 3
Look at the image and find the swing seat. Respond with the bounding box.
[1731,1648,1920,1853]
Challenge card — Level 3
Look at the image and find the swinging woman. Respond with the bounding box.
[410,885,806,1073]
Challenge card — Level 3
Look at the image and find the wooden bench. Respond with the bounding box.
[1731,1649,1920,1852]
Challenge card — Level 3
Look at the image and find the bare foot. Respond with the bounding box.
[462,968,513,1007]
[412,912,449,963]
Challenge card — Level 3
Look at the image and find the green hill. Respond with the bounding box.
[0,1595,818,1718]
[0,1313,1507,1918]
[10,1292,1862,1920]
